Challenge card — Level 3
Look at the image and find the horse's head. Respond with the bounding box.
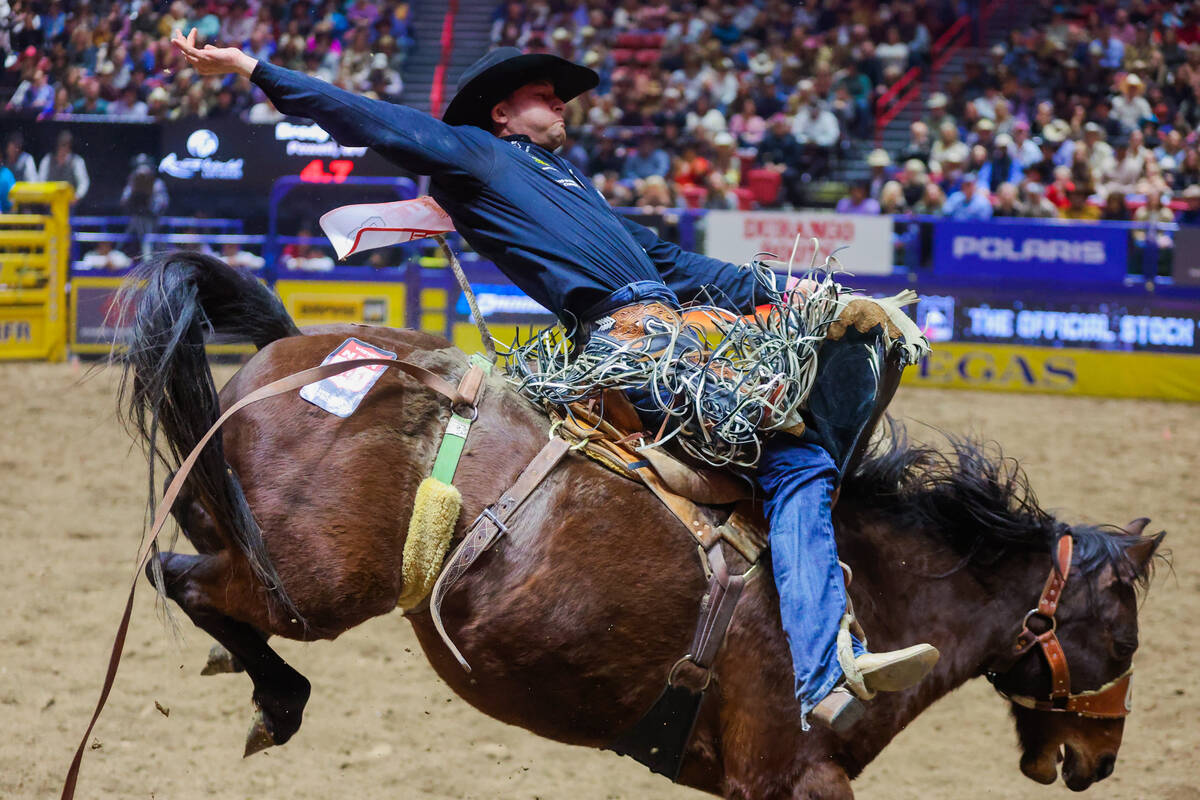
[990,518,1165,792]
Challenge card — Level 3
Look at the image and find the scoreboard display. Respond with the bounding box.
[157,118,407,193]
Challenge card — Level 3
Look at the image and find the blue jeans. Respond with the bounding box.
[758,433,865,723]
[579,280,680,324]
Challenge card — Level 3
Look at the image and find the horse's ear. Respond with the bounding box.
[1123,530,1166,578]
[1122,517,1151,537]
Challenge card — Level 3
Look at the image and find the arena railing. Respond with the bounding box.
[429,0,460,117]
[67,209,1189,287]
[71,216,244,232]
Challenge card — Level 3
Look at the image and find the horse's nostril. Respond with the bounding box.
[1096,755,1116,781]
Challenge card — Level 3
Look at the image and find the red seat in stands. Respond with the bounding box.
[734,187,756,210]
[737,153,758,180]
[744,168,782,206]
[680,184,708,209]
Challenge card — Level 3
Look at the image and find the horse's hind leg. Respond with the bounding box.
[167,489,253,677]
[151,551,311,756]
[200,642,245,675]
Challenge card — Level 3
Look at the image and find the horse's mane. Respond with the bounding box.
[842,420,1155,587]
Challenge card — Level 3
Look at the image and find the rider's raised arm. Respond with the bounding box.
[250,61,496,180]
[617,215,784,313]
[169,30,495,180]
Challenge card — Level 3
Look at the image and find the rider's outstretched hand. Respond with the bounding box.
[170,28,258,78]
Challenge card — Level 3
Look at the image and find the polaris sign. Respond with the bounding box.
[934,221,1127,282]
[952,236,1107,264]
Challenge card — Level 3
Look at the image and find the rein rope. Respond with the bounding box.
[437,234,497,364]
[62,356,478,800]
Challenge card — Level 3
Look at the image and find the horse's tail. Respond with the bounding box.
[116,250,303,620]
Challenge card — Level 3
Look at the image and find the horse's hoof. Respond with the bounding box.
[243,709,276,757]
[201,644,240,676]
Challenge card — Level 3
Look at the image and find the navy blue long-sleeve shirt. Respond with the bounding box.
[250,62,773,324]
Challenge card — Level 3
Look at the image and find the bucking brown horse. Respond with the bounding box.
[114,252,1163,798]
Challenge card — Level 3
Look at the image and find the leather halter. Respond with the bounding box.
[989,534,1134,719]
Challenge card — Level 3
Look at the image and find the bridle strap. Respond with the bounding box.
[994,533,1133,718]
[1005,668,1133,719]
[1012,535,1074,699]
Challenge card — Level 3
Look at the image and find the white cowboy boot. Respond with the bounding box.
[853,643,941,693]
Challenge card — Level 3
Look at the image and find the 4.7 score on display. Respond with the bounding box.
[298,159,356,183]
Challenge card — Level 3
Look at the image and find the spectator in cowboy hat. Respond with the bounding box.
[866,148,891,199]
[1021,182,1059,218]
[935,142,970,188]
[1112,74,1153,133]
[1059,182,1100,221]
[900,158,928,206]
[1177,184,1200,225]
[1043,119,1076,167]
[1083,121,1116,175]
[942,172,993,220]
[969,117,996,150]
[922,91,954,131]
[929,121,962,171]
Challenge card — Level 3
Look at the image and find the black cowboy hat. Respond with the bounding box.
[442,46,598,130]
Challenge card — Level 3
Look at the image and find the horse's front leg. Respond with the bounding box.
[149,552,311,756]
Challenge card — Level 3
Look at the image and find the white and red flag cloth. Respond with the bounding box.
[319,195,455,260]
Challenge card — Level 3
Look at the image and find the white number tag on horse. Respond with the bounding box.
[300,337,397,417]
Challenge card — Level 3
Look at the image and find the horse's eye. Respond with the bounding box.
[1111,638,1138,659]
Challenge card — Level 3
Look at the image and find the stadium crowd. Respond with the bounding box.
[2,0,415,123]
[3,0,1200,230]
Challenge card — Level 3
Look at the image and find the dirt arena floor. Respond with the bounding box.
[1,360,1197,800]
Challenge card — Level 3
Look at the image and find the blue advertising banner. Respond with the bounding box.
[912,291,1200,354]
[932,221,1128,282]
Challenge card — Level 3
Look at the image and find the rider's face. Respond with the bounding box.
[492,80,566,150]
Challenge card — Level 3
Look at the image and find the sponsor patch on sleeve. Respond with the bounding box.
[300,337,397,417]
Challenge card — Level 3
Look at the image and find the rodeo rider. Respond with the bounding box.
[172,30,938,732]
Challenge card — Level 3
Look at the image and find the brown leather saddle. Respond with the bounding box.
[550,390,768,565]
